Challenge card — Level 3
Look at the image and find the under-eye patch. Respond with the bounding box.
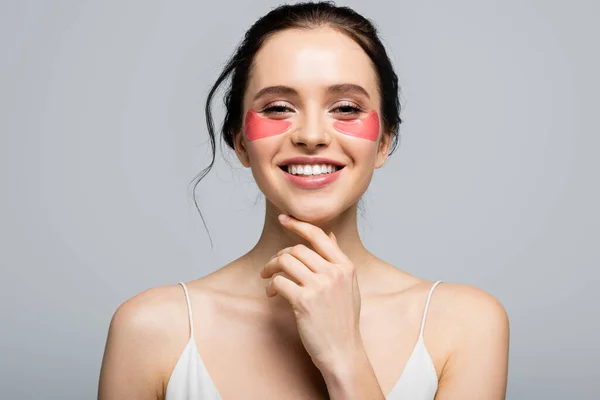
[332,110,380,141]
[244,109,380,141]
[244,109,292,140]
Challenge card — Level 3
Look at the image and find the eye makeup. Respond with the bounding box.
[332,110,380,141]
[244,109,292,141]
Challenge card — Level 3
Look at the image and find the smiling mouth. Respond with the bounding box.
[278,165,345,177]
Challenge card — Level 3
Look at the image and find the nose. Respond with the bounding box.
[290,110,332,150]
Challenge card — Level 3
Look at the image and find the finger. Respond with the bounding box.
[329,232,336,244]
[266,273,301,301]
[261,253,315,285]
[275,244,327,274]
[278,214,346,263]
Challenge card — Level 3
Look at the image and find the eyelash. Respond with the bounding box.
[262,102,363,115]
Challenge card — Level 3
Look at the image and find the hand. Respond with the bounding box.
[260,214,364,371]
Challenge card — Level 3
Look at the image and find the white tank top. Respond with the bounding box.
[165,280,442,399]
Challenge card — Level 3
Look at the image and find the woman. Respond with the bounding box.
[98,2,509,399]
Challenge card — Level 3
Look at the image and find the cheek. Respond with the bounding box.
[332,110,380,141]
[244,109,292,141]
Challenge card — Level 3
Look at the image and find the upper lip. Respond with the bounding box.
[278,156,346,167]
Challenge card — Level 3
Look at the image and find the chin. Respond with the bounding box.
[280,202,350,225]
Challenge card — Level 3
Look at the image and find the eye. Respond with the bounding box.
[262,103,294,115]
[331,102,363,115]
[262,101,364,116]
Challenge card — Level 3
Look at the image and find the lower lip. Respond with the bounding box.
[281,167,343,189]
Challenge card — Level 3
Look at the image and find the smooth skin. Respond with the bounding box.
[98,26,509,399]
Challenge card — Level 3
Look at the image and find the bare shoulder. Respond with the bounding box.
[98,284,191,400]
[434,282,509,331]
[110,284,191,344]
[428,282,510,398]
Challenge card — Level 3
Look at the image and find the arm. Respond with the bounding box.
[98,288,172,400]
[319,344,386,400]
[435,285,510,400]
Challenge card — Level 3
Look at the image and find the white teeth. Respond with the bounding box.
[285,164,340,176]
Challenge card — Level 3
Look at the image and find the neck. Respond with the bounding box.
[245,200,374,278]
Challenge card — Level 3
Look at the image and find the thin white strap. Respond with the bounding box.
[419,280,442,338]
[178,282,195,339]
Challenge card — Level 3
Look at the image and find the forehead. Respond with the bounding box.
[247,27,378,100]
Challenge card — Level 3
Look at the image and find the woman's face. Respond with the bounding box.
[234,26,391,223]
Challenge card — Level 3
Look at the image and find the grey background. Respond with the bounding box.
[1,0,598,399]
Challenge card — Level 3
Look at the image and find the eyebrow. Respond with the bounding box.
[252,83,371,101]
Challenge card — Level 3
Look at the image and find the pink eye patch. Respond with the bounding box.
[243,109,380,141]
[244,109,292,141]
[332,110,380,141]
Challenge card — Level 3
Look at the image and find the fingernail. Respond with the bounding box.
[278,214,290,223]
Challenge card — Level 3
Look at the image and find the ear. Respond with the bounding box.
[374,129,392,169]
[233,129,251,168]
